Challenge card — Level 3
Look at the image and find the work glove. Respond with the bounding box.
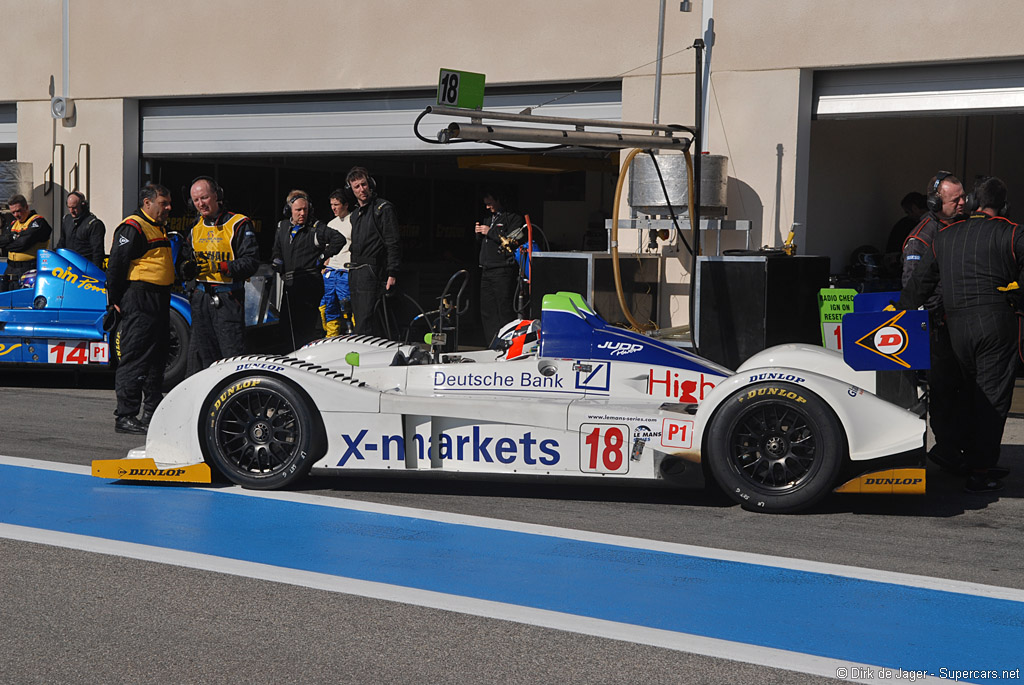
[179,260,199,281]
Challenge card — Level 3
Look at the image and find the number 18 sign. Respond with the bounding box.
[437,69,485,110]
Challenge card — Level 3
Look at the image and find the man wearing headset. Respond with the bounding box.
[56,191,106,268]
[900,172,967,477]
[178,177,260,375]
[272,190,345,349]
[900,177,1022,493]
[347,166,401,338]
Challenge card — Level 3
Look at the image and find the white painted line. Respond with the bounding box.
[0,523,947,684]
[5,454,1024,603]
[1,455,92,475]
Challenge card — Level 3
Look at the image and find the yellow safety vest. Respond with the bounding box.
[190,213,247,284]
[123,213,175,286]
[8,213,48,262]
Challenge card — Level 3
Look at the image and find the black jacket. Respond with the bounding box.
[105,211,173,307]
[478,209,524,268]
[900,212,952,313]
[0,212,52,256]
[350,195,401,279]
[900,212,1024,313]
[57,212,106,267]
[272,219,345,283]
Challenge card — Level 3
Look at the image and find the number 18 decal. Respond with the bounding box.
[579,423,630,474]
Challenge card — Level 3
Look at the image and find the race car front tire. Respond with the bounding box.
[200,374,324,489]
[706,382,844,514]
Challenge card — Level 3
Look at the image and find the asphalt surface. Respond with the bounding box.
[2,368,1023,683]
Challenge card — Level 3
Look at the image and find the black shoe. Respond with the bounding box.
[928,446,970,476]
[115,416,148,435]
[987,466,1010,479]
[964,473,1004,493]
[139,409,154,427]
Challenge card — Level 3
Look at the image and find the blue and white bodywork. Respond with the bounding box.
[0,249,192,384]
[98,292,928,513]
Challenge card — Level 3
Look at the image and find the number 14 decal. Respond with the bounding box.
[579,423,630,474]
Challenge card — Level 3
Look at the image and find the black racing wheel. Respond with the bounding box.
[162,309,189,388]
[200,374,324,489]
[706,382,844,513]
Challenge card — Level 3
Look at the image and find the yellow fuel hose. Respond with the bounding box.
[610,147,696,332]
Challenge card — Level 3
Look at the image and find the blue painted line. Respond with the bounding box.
[2,462,1022,682]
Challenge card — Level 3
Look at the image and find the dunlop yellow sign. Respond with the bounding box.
[92,458,212,484]
[834,468,925,495]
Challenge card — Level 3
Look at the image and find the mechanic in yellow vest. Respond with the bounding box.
[178,176,260,375]
[1,194,52,291]
[105,183,175,435]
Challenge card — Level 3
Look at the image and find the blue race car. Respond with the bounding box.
[0,249,191,386]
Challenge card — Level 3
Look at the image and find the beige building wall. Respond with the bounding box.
[5,0,1024,326]
[16,98,138,246]
[0,1,701,99]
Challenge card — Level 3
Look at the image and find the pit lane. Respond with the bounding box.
[2,371,1023,683]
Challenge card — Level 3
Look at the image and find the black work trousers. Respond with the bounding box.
[480,264,518,346]
[946,306,1019,470]
[188,286,245,375]
[349,265,387,338]
[928,319,967,455]
[280,271,325,350]
[115,286,170,418]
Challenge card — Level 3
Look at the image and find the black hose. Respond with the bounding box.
[414,108,572,153]
[648,152,693,256]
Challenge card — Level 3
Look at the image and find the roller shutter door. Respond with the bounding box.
[141,89,621,156]
[815,61,1024,118]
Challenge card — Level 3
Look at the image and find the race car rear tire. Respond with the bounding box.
[706,382,844,513]
[112,308,189,390]
[200,375,322,489]
[163,309,189,389]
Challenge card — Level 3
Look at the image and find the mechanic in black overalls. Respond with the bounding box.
[900,172,967,474]
[346,166,401,339]
[57,191,106,268]
[179,177,260,374]
[475,191,525,345]
[899,177,1024,493]
[272,190,345,349]
[106,183,175,435]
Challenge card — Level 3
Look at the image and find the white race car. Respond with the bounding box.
[93,292,926,513]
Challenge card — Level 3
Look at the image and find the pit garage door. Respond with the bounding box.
[0,104,16,146]
[814,60,1024,118]
[141,89,621,156]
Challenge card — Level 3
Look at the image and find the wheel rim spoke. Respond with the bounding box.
[213,387,302,477]
[729,403,818,491]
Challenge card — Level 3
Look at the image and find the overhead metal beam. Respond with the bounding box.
[426,105,694,136]
[440,122,691,150]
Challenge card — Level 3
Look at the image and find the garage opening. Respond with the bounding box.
[141,87,622,346]
[807,61,1024,289]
